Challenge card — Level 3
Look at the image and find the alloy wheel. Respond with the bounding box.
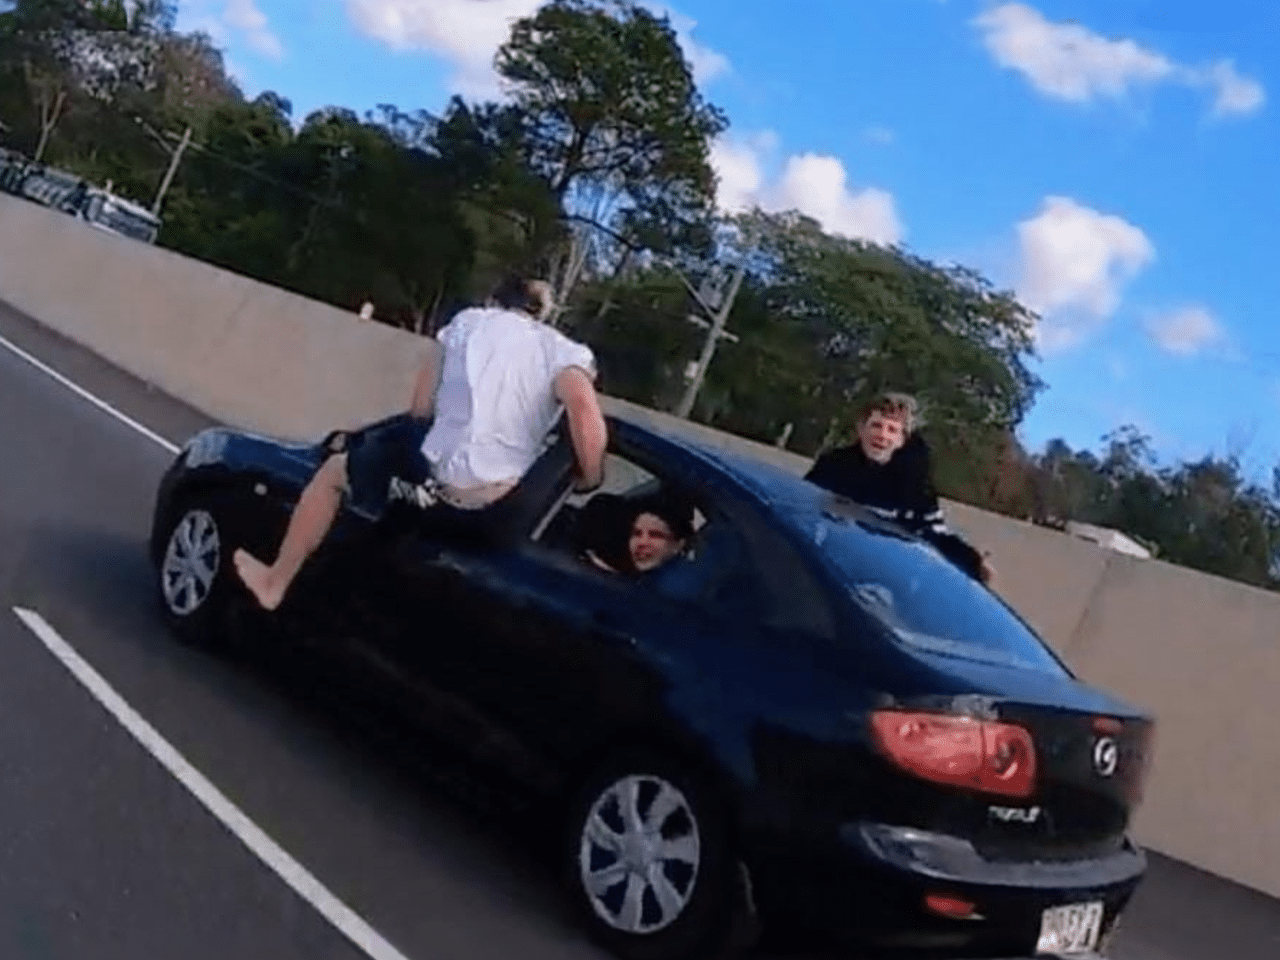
[161,508,221,616]
[577,773,702,936]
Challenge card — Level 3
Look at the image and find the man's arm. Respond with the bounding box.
[896,436,992,583]
[554,366,608,491]
[408,341,443,420]
[805,447,868,501]
[804,449,840,488]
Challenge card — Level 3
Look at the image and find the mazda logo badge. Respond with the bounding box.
[1093,737,1119,777]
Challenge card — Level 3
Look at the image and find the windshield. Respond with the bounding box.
[806,508,1069,675]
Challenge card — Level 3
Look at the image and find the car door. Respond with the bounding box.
[231,490,482,744]
[440,546,681,769]
[333,512,766,793]
[245,411,428,673]
[295,431,581,769]
[416,504,784,779]
[335,535,546,769]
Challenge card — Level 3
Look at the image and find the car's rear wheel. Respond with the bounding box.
[562,752,740,960]
[156,490,239,646]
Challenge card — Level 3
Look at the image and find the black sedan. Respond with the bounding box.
[147,412,1153,960]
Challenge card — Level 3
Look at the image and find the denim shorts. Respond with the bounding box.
[343,421,433,522]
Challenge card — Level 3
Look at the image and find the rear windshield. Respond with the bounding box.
[805,509,1069,675]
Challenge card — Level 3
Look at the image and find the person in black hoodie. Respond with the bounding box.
[804,392,995,584]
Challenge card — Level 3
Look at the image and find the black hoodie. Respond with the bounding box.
[804,433,985,579]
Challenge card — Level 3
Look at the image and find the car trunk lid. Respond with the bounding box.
[872,650,1154,859]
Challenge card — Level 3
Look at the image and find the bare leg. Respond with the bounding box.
[234,454,348,610]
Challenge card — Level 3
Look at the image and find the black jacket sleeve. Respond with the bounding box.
[804,449,843,490]
[894,435,985,580]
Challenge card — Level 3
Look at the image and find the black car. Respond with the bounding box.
[147,411,1153,960]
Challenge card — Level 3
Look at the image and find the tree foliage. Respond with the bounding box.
[1,0,1277,590]
[495,0,727,292]
[1024,429,1280,589]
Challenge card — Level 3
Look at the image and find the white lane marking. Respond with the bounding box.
[12,606,415,960]
[0,330,180,453]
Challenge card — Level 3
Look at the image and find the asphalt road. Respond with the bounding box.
[0,301,1277,960]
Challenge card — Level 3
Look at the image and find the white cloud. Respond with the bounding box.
[344,0,729,98]
[775,155,901,244]
[1015,196,1154,350]
[1196,59,1266,118]
[657,5,731,84]
[344,0,530,98]
[708,131,769,213]
[710,131,903,245]
[864,126,895,145]
[1145,306,1227,356]
[222,56,253,92]
[175,0,282,61]
[973,3,1264,119]
[223,0,283,59]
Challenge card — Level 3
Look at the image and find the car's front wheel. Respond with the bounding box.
[563,753,740,960]
[156,490,238,646]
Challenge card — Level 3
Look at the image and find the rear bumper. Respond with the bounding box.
[850,821,1147,890]
[746,821,1145,956]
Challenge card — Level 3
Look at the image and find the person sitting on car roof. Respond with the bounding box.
[804,391,995,585]
[233,275,610,611]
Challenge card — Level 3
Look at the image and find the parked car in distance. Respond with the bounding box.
[148,411,1154,960]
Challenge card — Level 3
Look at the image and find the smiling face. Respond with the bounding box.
[858,410,908,463]
[628,511,685,571]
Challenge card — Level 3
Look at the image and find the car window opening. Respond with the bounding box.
[533,445,746,600]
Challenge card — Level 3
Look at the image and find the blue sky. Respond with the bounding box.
[177,0,1279,475]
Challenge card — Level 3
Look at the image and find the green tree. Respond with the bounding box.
[709,208,1043,455]
[0,0,175,161]
[281,107,477,330]
[563,206,1044,473]
[157,91,297,278]
[495,0,728,290]
[1024,429,1280,590]
[0,0,86,159]
[425,98,565,296]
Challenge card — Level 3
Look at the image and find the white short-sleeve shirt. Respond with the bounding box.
[419,306,596,490]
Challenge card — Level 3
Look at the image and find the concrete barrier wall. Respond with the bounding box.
[0,195,436,439]
[2,193,1275,897]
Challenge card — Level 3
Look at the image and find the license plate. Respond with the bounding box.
[1035,901,1105,954]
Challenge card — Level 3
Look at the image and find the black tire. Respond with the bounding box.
[561,751,741,960]
[154,488,241,647]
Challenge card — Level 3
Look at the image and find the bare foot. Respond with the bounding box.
[233,549,287,611]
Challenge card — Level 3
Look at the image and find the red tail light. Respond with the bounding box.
[870,709,1037,799]
[924,893,980,920]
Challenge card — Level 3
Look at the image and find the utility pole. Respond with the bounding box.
[674,259,746,419]
[151,125,192,215]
